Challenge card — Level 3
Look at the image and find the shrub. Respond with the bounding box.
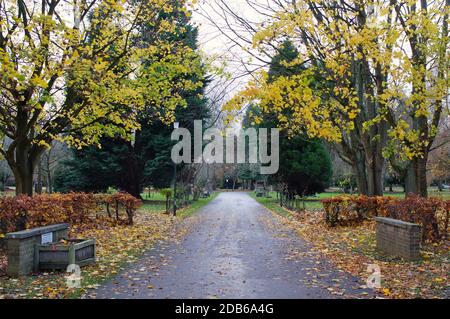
[100,192,142,225]
[322,195,449,243]
[0,192,142,237]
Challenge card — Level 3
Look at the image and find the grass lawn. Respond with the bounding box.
[141,191,167,201]
[307,188,450,200]
[249,193,293,218]
[177,192,219,218]
[140,192,219,217]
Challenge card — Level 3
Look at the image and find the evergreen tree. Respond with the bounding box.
[54,5,210,197]
[245,40,332,196]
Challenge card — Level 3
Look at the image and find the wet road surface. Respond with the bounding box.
[89,192,371,299]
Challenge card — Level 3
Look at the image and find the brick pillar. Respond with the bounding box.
[375,217,421,261]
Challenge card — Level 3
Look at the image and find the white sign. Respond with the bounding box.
[41,232,53,245]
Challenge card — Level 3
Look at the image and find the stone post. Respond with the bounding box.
[375,217,421,261]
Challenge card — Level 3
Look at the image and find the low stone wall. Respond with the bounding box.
[375,217,421,261]
[6,224,68,277]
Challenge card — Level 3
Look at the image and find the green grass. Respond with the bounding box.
[177,192,220,218]
[140,192,220,219]
[141,191,167,201]
[249,192,293,218]
[254,192,325,210]
[306,189,450,200]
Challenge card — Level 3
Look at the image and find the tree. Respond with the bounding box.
[243,41,332,196]
[53,141,122,193]
[430,148,450,189]
[54,5,210,197]
[277,135,332,196]
[38,142,69,193]
[385,0,449,196]
[429,129,450,190]
[224,0,449,197]
[0,0,201,195]
[0,138,12,191]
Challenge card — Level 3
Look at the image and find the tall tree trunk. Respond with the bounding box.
[12,168,34,196]
[120,133,144,199]
[47,170,53,193]
[121,155,143,199]
[36,161,43,194]
[414,156,428,197]
[5,105,46,196]
[366,147,385,196]
[360,56,386,196]
[403,155,428,197]
[353,160,368,195]
[10,143,43,196]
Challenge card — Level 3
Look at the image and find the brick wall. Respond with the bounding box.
[375,217,421,261]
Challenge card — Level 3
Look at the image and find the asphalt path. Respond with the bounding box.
[90,192,371,299]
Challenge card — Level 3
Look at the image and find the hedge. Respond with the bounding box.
[0,192,142,237]
[322,194,449,243]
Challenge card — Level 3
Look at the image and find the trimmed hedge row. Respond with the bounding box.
[0,192,142,237]
[322,195,449,243]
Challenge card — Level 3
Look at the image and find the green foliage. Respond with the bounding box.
[244,41,333,196]
[278,135,332,195]
[54,6,210,197]
[54,145,122,193]
[336,175,357,194]
[268,40,304,80]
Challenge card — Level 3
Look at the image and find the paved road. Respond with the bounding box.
[90,192,371,299]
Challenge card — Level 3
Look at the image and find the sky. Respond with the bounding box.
[191,0,269,100]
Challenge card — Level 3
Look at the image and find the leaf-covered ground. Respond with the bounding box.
[89,192,375,299]
[0,208,185,299]
[269,208,449,299]
[1,192,447,299]
[0,193,219,299]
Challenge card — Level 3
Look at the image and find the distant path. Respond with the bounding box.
[89,192,371,299]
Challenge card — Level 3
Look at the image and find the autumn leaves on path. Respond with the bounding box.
[89,192,373,299]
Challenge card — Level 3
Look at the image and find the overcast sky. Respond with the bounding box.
[192,0,269,100]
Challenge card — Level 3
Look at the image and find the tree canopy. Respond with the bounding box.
[224,1,449,197]
[0,0,203,195]
[243,40,332,196]
[54,4,210,197]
